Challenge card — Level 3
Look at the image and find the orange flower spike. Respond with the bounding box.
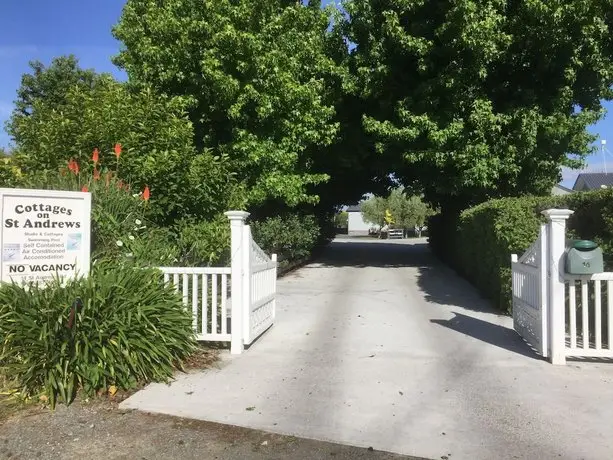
[143,186,150,202]
[93,168,101,181]
[114,143,122,159]
[67,159,80,175]
[81,185,88,193]
[92,148,100,164]
[105,171,112,187]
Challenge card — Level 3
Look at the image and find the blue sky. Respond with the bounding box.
[0,0,611,188]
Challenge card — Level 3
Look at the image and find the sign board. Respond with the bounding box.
[0,188,91,285]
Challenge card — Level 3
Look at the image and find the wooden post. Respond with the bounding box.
[542,209,574,365]
[225,210,250,355]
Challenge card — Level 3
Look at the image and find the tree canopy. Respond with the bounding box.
[113,0,346,209]
[5,0,613,224]
[342,0,613,212]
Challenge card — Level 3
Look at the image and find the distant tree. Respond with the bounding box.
[8,56,97,132]
[362,188,433,236]
[334,211,348,229]
[361,195,388,229]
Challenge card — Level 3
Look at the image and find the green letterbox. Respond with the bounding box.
[565,240,603,275]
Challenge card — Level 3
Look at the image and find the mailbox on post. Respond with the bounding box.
[565,240,603,275]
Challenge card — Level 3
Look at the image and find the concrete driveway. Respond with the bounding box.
[121,238,613,460]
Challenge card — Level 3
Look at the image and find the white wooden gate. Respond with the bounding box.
[160,211,277,354]
[243,226,277,345]
[511,224,548,357]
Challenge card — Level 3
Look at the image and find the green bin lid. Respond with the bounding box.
[572,240,598,250]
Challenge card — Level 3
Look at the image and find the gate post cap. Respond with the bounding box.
[225,210,250,221]
[541,209,574,220]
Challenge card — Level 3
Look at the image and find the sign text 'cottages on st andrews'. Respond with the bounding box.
[0,188,91,285]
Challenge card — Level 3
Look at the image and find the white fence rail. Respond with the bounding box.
[159,211,277,354]
[387,229,403,239]
[564,273,613,359]
[160,267,232,342]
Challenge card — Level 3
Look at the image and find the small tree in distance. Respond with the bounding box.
[361,188,433,237]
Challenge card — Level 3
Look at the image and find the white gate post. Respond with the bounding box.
[225,210,250,355]
[272,253,278,321]
[542,209,574,365]
[242,225,252,343]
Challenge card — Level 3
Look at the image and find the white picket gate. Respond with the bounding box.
[160,211,277,354]
[511,224,548,357]
[512,209,613,364]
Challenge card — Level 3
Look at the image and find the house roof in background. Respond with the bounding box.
[553,184,573,193]
[346,204,361,212]
[573,172,613,190]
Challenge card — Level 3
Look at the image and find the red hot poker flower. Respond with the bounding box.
[92,148,100,164]
[142,186,150,201]
[68,159,80,175]
[114,143,122,159]
[81,185,88,193]
[93,168,101,181]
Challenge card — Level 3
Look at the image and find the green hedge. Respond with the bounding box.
[251,213,322,267]
[429,189,613,312]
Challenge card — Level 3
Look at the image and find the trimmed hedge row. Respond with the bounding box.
[429,189,613,312]
[251,213,327,269]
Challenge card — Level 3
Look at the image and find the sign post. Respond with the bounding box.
[0,188,91,285]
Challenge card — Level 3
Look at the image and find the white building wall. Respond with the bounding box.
[348,211,372,235]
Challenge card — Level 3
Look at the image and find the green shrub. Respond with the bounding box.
[15,159,182,267]
[177,216,231,267]
[251,213,321,264]
[0,261,196,407]
[429,189,613,312]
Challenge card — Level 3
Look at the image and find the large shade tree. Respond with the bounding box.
[342,0,613,213]
[113,0,350,210]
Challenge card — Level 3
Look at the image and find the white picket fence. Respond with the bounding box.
[512,209,613,364]
[160,211,277,354]
[564,273,613,358]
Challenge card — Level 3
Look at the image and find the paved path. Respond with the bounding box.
[122,238,613,460]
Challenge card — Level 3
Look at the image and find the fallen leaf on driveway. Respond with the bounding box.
[246,406,256,411]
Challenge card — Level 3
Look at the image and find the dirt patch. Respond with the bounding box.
[0,401,422,460]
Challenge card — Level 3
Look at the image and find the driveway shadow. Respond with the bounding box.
[431,312,542,360]
[315,238,498,314]
[313,238,431,268]
[417,264,498,314]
